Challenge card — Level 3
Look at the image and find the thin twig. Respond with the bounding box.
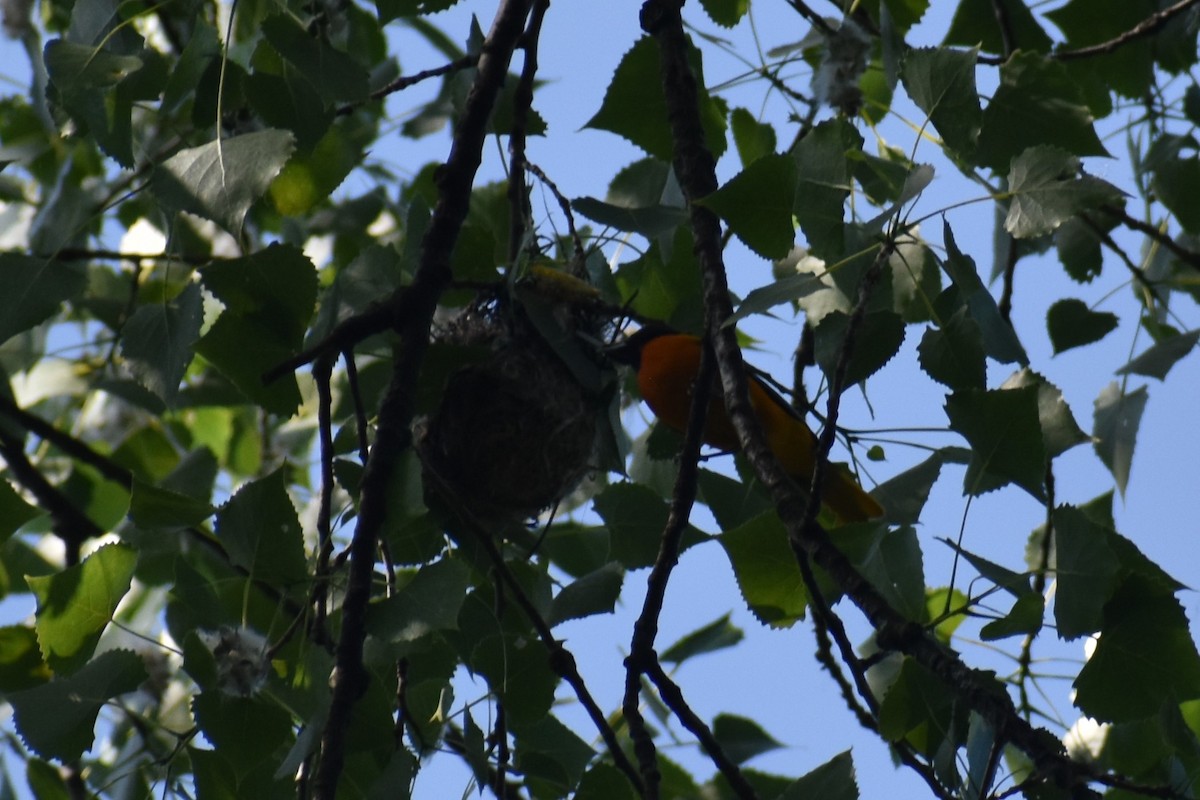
[312,1,537,795]
[525,161,584,262]
[0,432,96,565]
[623,334,715,800]
[336,54,480,117]
[505,0,548,264]
[0,394,133,489]
[1054,0,1200,61]
[1098,205,1200,272]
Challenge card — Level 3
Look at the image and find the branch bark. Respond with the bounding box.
[640,0,1107,794]
[311,1,536,795]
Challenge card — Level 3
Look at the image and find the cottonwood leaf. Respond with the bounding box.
[153,130,296,236]
[901,47,981,155]
[0,254,87,346]
[547,563,624,627]
[214,469,307,591]
[778,750,858,800]
[945,386,1046,498]
[9,649,146,762]
[661,614,744,665]
[28,544,137,674]
[1075,576,1200,723]
[719,512,808,628]
[586,36,726,162]
[697,153,797,259]
[1117,329,1200,380]
[1047,298,1118,354]
[917,307,985,390]
[976,53,1108,171]
[1092,382,1148,496]
[366,558,471,642]
[1005,146,1124,238]
[120,281,203,407]
[712,714,782,764]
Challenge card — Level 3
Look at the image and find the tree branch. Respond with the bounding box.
[312,1,536,795]
[639,0,1123,795]
[1054,0,1200,61]
[623,334,714,800]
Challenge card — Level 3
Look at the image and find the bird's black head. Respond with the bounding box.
[603,322,679,368]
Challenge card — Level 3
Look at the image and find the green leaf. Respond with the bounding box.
[778,750,858,800]
[9,649,146,762]
[547,562,624,627]
[729,272,824,324]
[586,36,726,162]
[1000,369,1089,459]
[365,558,471,642]
[946,386,1047,498]
[514,716,595,796]
[28,543,137,674]
[1092,382,1148,497]
[214,469,307,590]
[0,254,87,346]
[260,14,369,105]
[376,0,460,23]
[712,714,783,765]
[793,119,861,259]
[979,592,1044,641]
[1075,576,1200,723]
[730,107,776,166]
[917,307,985,390]
[607,156,673,207]
[193,692,293,778]
[660,613,744,665]
[1053,505,1120,639]
[870,448,966,526]
[152,130,296,236]
[594,482,707,570]
[128,480,215,530]
[1046,0,1156,99]
[576,764,639,800]
[470,632,557,730]
[697,468,772,530]
[0,479,40,545]
[840,525,929,622]
[0,626,51,691]
[1005,146,1125,238]
[976,53,1108,172]
[1047,298,1119,354]
[120,281,204,407]
[941,222,1028,365]
[900,47,981,156]
[944,0,1053,55]
[1117,329,1200,380]
[812,309,905,386]
[196,244,317,416]
[1153,156,1200,233]
[877,657,959,755]
[699,0,748,27]
[571,196,688,238]
[43,40,160,167]
[244,69,332,154]
[697,153,797,259]
[1055,216,1108,283]
[719,511,808,628]
[269,126,361,214]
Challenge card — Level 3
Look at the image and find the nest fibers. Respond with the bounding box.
[418,310,600,524]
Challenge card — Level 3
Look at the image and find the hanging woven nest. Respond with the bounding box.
[418,303,600,524]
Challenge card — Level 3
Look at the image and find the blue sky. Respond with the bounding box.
[1,1,1199,797]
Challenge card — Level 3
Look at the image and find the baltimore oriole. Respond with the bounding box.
[608,325,883,524]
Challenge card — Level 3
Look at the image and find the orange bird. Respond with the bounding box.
[607,325,883,524]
